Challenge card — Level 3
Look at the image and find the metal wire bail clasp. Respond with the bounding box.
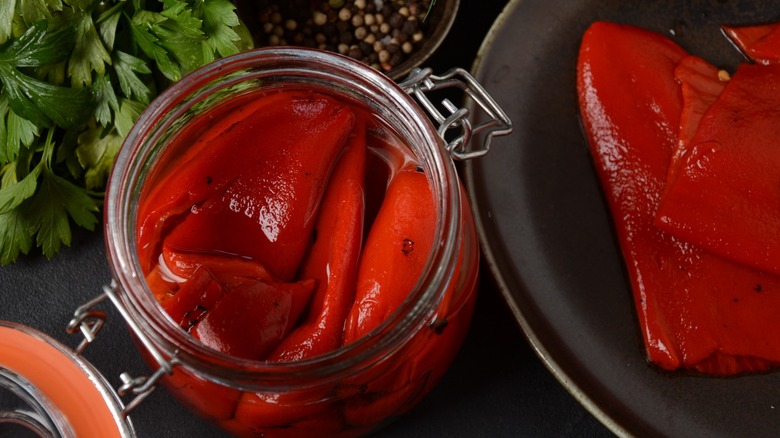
[66,282,179,417]
[399,67,512,160]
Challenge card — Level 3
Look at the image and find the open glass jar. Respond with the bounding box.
[74,47,510,437]
[0,321,133,437]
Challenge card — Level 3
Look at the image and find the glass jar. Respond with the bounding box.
[88,47,510,437]
[0,321,134,437]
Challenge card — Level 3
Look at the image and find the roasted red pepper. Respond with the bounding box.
[158,265,226,330]
[331,163,441,429]
[192,278,315,360]
[343,183,479,428]
[342,164,436,345]
[655,63,780,275]
[661,55,728,197]
[136,91,297,273]
[136,86,477,435]
[268,117,367,361]
[577,21,780,374]
[722,23,780,65]
[139,90,355,281]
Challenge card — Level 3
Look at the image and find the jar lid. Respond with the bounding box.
[0,321,134,437]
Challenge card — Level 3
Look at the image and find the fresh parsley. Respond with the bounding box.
[0,0,252,265]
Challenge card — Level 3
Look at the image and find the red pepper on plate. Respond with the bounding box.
[722,23,780,65]
[577,21,780,375]
[661,55,728,197]
[655,63,780,275]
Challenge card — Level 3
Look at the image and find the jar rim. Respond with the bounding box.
[104,47,464,388]
[0,321,134,437]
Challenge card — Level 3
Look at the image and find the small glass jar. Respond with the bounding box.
[90,47,510,437]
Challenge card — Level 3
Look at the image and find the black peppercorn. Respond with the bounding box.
[250,0,434,74]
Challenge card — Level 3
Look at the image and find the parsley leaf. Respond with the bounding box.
[130,10,182,81]
[26,131,99,259]
[113,50,152,103]
[198,0,242,58]
[76,122,122,190]
[5,107,39,159]
[114,98,146,138]
[1,20,73,67]
[0,159,41,213]
[0,2,16,45]
[0,0,251,264]
[92,72,119,127]
[68,9,112,87]
[29,164,99,258]
[0,207,34,265]
[0,21,92,128]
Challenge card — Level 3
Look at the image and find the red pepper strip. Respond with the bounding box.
[136,91,296,273]
[656,64,780,275]
[578,21,780,374]
[362,127,419,241]
[230,391,339,431]
[156,362,241,422]
[144,266,175,303]
[140,91,355,280]
[341,164,436,345]
[343,184,479,427]
[192,278,315,360]
[402,183,480,387]
[343,367,431,429]
[161,245,275,285]
[722,23,780,65]
[268,118,367,362]
[157,265,226,330]
[661,55,728,198]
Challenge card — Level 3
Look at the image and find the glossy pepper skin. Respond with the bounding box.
[343,183,479,429]
[136,91,295,273]
[661,55,728,198]
[136,86,479,436]
[578,21,780,374]
[342,164,436,345]
[138,90,355,281]
[722,24,780,65]
[192,278,315,360]
[656,64,780,276]
[268,117,367,361]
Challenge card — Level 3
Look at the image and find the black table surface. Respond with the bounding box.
[0,1,615,436]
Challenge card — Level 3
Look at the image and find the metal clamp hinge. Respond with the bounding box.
[66,282,179,417]
[399,67,513,160]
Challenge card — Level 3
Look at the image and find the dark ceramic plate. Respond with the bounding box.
[463,0,780,437]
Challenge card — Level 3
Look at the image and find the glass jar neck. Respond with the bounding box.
[0,367,73,437]
[105,47,464,389]
[0,322,132,437]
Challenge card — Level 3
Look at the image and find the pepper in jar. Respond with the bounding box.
[135,86,478,436]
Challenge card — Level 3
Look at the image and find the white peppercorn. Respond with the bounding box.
[338,8,352,21]
[354,26,368,40]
